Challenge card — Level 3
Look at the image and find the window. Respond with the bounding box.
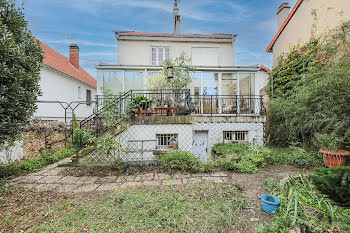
[156,134,178,150]
[152,47,170,65]
[223,131,248,143]
[78,86,81,98]
[86,89,92,106]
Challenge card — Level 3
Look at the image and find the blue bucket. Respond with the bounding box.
[261,194,280,214]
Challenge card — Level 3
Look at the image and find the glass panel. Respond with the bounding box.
[189,72,201,96]
[103,71,123,94]
[125,71,144,91]
[239,73,255,95]
[202,72,218,95]
[165,48,170,60]
[158,48,163,65]
[222,73,237,95]
[152,48,156,65]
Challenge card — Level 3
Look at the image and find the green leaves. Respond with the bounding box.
[0,0,43,145]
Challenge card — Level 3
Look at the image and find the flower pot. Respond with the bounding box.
[136,110,148,116]
[320,149,350,168]
[261,194,280,214]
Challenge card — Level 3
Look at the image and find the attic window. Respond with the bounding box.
[152,47,170,65]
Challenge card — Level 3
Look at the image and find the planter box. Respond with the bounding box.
[320,149,350,168]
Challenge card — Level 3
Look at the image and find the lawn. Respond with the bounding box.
[1,182,247,233]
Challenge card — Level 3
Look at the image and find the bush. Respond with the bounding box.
[157,150,215,173]
[0,147,76,179]
[73,129,96,146]
[311,166,350,207]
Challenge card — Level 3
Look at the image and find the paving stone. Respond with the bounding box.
[183,178,202,184]
[124,175,136,182]
[116,176,126,183]
[143,180,161,186]
[210,172,228,177]
[172,174,191,179]
[202,177,224,183]
[154,173,170,180]
[45,164,58,170]
[96,176,118,184]
[162,179,182,185]
[73,184,100,193]
[191,173,210,178]
[57,184,80,192]
[37,176,63,184]
[18,183,38,189]
[76,176,99,184]
[11,176,27,183]
[16,176,45,184]
[57,158,72,165]
[36,184,59,191]
[221,177,229,182]
[96,183,120,191]
[135,173,154,181]
[40,167,65,176]
[58,176,81,184]
[120,182,144,189]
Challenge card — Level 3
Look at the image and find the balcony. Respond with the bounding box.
[95,89,265,117]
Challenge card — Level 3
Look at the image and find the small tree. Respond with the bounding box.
[0,0,43,145]
[162,52,196,90]
[145,72,168,90]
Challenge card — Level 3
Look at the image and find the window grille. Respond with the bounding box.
[152,47,170,65]
[223,131,248,143]
[156,134,178,149]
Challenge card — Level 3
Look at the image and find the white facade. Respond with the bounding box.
[117,37,235,66]
[35,66,97,121]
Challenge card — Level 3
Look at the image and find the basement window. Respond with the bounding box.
[152,47,170,65]
[223,131,248,143]
[156,134,178,150]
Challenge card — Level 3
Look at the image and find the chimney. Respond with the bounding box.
[173,0,180,34]
[69,44,79,69]
[277,3,291,29]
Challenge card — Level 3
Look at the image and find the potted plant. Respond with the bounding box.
[315,133,350,168]
[132,94,152,116]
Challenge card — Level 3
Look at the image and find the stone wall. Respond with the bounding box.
[23,120,69,159]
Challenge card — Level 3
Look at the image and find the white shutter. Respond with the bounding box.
[192,47,219,66]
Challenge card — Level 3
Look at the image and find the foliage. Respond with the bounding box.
[257,174,348,232]
[162,52,196,90]
[96,134,123,163]
[314,133,344,150]
[145,72,168,90]
[311,166,350,207]
[0,0,44,145]
[157,150,215,173]
[267,22,350,148]
[132,94,153,111]
[263,178,280,193]
[72,129,96,146]
[0,146,76,179]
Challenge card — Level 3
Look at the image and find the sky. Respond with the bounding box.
[22,0,298,79]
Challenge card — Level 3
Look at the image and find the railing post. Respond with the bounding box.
[210,95,213,116]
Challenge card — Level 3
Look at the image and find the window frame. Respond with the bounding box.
[151,46,170,65]
[86,89,92,106]
[156,134,178,150]
[223,131,248,143]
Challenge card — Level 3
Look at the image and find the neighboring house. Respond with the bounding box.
[267,0,350,66]
[258,65,271,104]
[89,0,267,163]
[35,43,97,121]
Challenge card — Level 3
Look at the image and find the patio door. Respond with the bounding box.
[192,131,209,161]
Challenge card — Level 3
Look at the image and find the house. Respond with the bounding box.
[267,0,350,67]
[35,42,97,121]
[85,0,267,163]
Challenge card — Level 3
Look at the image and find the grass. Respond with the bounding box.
[0,146,77,180]
[1,182,247,233]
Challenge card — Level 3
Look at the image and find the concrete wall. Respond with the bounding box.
[117,40,234,66]
[35,66,97,121]
[272,0,350,66]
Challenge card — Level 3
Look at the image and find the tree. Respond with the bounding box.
[0,0,43,145]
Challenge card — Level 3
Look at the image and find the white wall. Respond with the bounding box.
[35,66,97,121]
[117,40,234,66]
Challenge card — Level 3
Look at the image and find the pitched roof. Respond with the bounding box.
[116,31,235,39]
[260,65,272,73]
[39,42,97,88]
[266,0,304,52]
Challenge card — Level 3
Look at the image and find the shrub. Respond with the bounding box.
[0,147,76,179]
[314,133,344,150]
[311,166,350,207]
[264,178,280,193]
[73,129,96,146]
[157,150,214,173]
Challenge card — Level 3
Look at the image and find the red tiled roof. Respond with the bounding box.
[117,31,234,38]
[39,42,97,87]
[260,65,272,73]
[266,0,304,52]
